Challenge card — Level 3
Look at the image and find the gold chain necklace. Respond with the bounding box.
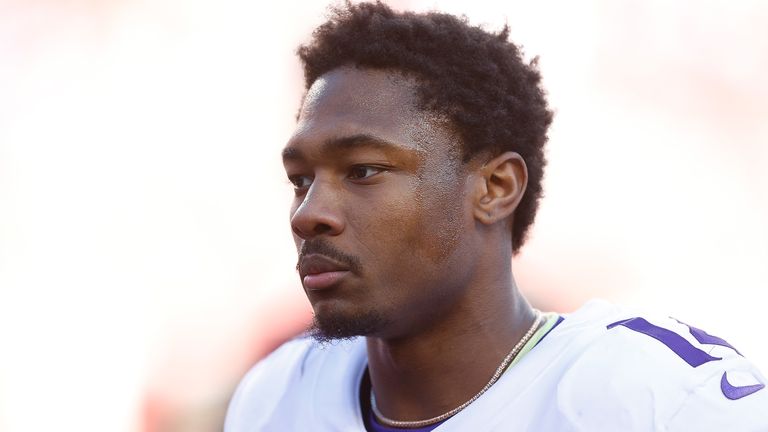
[370,310,543,428]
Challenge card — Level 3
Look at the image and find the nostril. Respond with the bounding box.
[288,189,344,238]
[291,221,334,239]
[313,223,333,235]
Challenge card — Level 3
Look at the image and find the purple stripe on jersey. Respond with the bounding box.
[368,411,445,432]
[534,315,564,348]
[607,317,721,367]
[672,318,742,356]
[721,372,765,400]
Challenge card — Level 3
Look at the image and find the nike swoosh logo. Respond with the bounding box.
[721,371,765,400]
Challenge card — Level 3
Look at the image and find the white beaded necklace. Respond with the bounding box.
[370,310,543,429]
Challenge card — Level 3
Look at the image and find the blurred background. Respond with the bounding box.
[1,0,766,430]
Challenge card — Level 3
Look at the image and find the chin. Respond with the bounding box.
[309,306,388,343]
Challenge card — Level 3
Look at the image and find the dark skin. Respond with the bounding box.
[283,66,538,422]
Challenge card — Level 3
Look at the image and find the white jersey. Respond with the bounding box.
[225,300,768,431]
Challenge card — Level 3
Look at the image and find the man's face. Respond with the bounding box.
[283,67,477,341]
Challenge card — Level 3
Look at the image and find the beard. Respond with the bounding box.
[308,307,389,344]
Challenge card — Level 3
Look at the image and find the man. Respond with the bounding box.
[225,2,768,430]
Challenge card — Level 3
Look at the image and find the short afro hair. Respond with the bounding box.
[297,1,553,253]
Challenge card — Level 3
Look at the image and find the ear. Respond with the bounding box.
[472,151,528,226]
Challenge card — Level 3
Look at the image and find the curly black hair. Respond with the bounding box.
[297,1,553,253]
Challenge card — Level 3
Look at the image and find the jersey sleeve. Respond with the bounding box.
[555,312,768,431]
[666,359,768,431]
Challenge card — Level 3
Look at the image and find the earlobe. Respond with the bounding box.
[472,152,528,226]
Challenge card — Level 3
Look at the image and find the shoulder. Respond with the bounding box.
[230,338,316,402]
[224,337,314,431]
[224,336,367,431]
[553,300,768,431]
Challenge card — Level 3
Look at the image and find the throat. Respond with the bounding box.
[363,308,545,427]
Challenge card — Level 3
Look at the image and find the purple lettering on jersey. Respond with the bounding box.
[607,317,721,367]
[672,318,742,356]
[721,372,765,400]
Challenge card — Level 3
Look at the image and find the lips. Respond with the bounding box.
[298,254,351,291]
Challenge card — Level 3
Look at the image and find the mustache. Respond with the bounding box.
[296,240,363,274]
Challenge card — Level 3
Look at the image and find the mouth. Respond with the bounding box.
[298,254,351,291]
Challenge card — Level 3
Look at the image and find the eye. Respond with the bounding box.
[288,175,313,191]
[348,165,384,180]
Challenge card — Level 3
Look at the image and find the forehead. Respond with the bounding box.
[288,67,451,155]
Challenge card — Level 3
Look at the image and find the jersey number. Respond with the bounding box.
[607,317,737,367]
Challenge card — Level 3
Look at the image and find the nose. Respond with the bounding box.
[290,179,345,240]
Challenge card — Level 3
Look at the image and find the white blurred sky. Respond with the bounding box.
[1,1,767,431]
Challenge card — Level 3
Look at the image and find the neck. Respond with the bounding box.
[364,271,536,423]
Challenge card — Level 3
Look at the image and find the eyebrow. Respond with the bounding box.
[281,134,410,162]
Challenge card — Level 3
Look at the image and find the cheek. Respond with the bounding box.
[410,186,465,264]
[347,188,415,249]
[410,164,467,263]
[348,178,466,270]
[427,196,465,262]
